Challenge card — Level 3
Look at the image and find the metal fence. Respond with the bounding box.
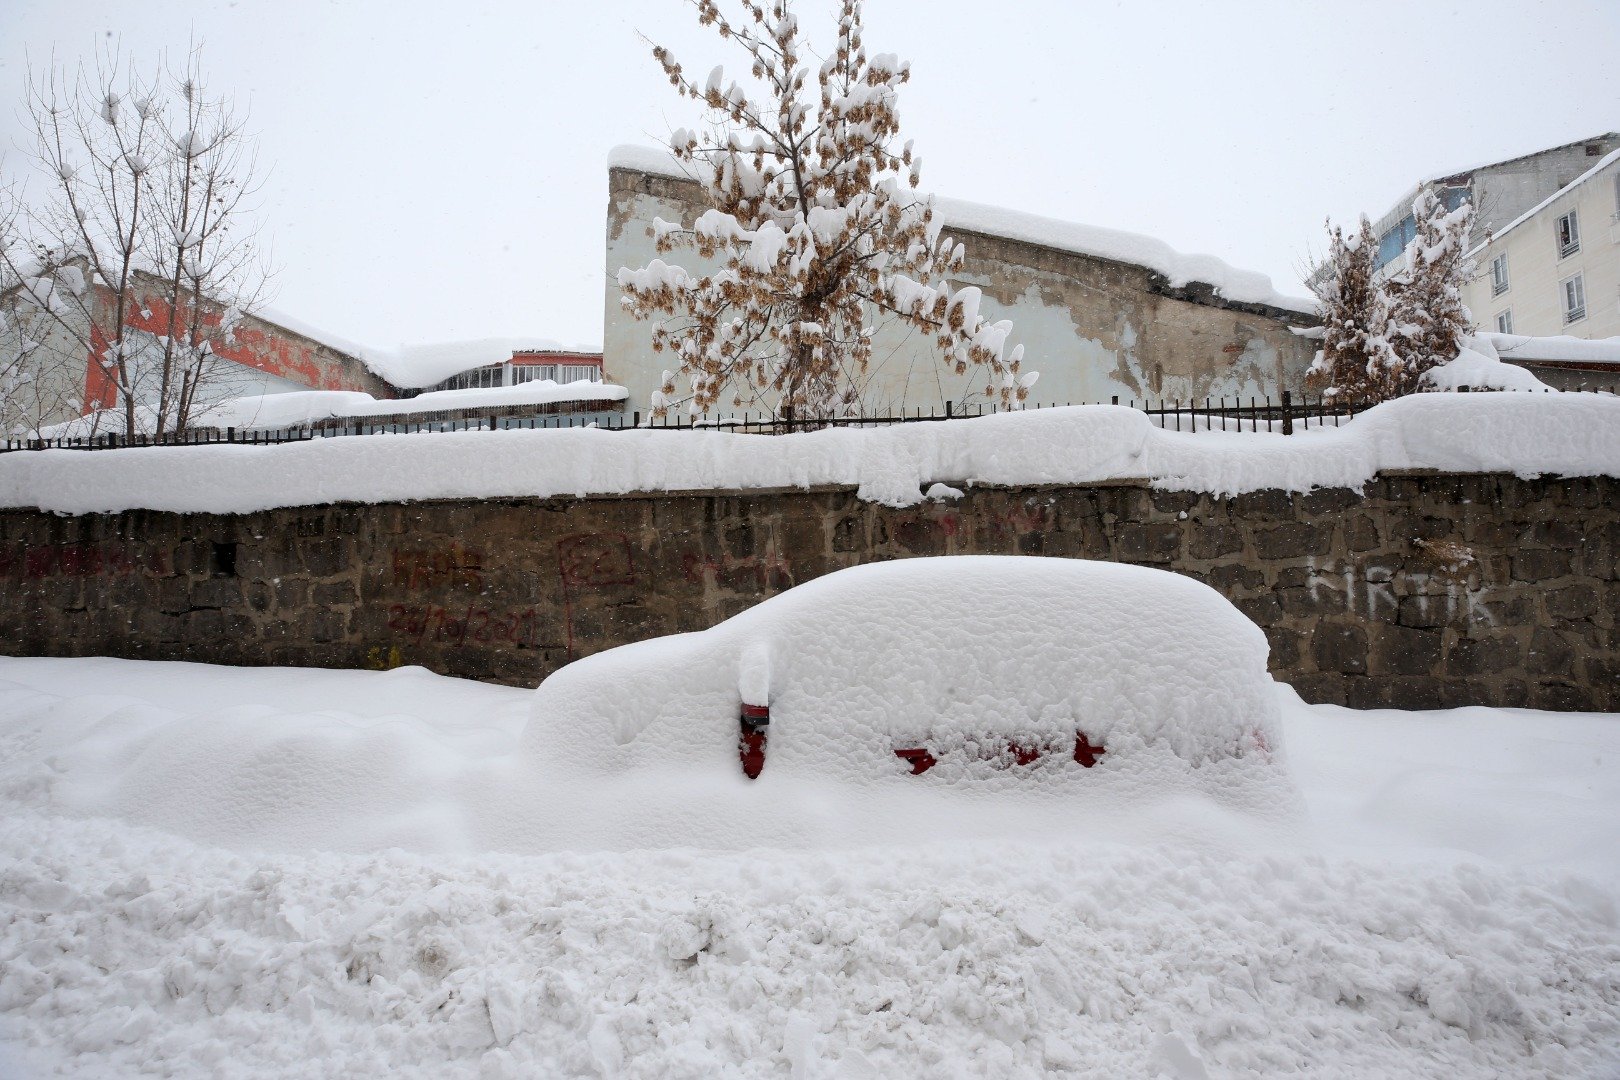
[1,385,1610,453]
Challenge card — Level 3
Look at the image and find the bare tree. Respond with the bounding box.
[0,45,270,437]
[619,0,1031,420]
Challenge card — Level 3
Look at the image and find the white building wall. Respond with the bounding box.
[1464,156,1620,341]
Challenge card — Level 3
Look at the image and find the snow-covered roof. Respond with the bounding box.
[1465,147,1620,257]
[251,305,602,390]
[609,145,1319,317]
[1483,332,1620,366]
[194,380,628,431]
[1423,131,1620,186]
[1371,132,1620,238]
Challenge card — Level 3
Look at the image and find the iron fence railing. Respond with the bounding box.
[2,385,1612,453]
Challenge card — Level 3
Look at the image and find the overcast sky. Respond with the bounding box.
[2,0,1616,350]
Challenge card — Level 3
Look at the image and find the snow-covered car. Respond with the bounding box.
[525,556,1281,789]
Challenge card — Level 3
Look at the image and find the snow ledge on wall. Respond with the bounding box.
[2,391,1616,516]
[608,144,1320,318]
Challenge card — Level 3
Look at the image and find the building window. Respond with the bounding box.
[1561,274,1586,324]
[559,365,600,383]
[1555,210,1580,258]
[1490,254,1509,296]
[1375,213,1416,271]
[511,364,559,384]
[1495,310,1513,335]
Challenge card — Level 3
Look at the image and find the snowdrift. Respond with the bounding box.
[2,391,1616,515]
[3,658,1619,1077]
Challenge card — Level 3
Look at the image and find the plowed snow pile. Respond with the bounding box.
[1,648,1617,1073]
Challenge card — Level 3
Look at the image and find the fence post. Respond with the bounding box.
[1281,390,1293,435]
[945,400,953,419]
[1111,395,1119,406]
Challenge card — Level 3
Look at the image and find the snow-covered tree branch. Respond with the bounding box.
[619,0,1031,419]
[1307,195,1474,404]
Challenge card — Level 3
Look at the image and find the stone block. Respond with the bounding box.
[1529,682,1595,712]
[1206,563,1265,592]
[1396,594,1454,629]
[1343,677,1387,710]
[1277,585,1348,618]
[191,576,244,610]
[1187,526,1244,561]
[1263,625,1301,668]
[1544,584,1599,621]
[1298,488,1358,515]
[1149,490,1198,515]
[1288,673,1348,706]
[1384,677,1455,711]
[1229,489,1293,517]
[1525,628,1576,677]
[1310,622,1367,674]
[1445,635,1521,677]
[1512,549,1572,581]
[1252,522,1331,560]
[1372,625,1442,676]
[1114,523,1180,563]
[313,580,359,607]
[1345,514,1380,552]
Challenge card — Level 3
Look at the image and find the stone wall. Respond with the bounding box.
[605,166,1319,418]
[2,473,1614,710]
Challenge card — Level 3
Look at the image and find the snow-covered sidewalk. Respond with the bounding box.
[0,657,1617,1078]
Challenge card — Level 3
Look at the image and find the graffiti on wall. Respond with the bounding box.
[0,541,163,579]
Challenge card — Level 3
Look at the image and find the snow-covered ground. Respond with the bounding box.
[1,654,1617,1078]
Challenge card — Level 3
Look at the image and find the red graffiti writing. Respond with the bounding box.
[681,550,793,590]
[556,532,637,660]
[387,603,537,647]
[1,542,162,579]
[988,505,1050,535]
[392,544,484,592]
[557,532,636,588]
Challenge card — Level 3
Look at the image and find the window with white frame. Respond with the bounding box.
[1494,309,1513,335]
[510,364,558,384]
[1490,253,1509,296]
[559,364,600,383]
[1561,274,1586,324]
[1555,210,1580,257]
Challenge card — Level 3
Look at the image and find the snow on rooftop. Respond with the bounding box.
[1483,332,1620,366]
[3,391,1616,516]
[609,144,1319,317]
[252,306,602,390]
[1465,147,1620,257]
[195,380,628,431]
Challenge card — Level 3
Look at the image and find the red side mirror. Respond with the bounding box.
[740,704,769,779]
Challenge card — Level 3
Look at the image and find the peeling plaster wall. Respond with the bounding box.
[604,167,1318,416]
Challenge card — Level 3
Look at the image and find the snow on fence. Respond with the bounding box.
[2,386,1613,453]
